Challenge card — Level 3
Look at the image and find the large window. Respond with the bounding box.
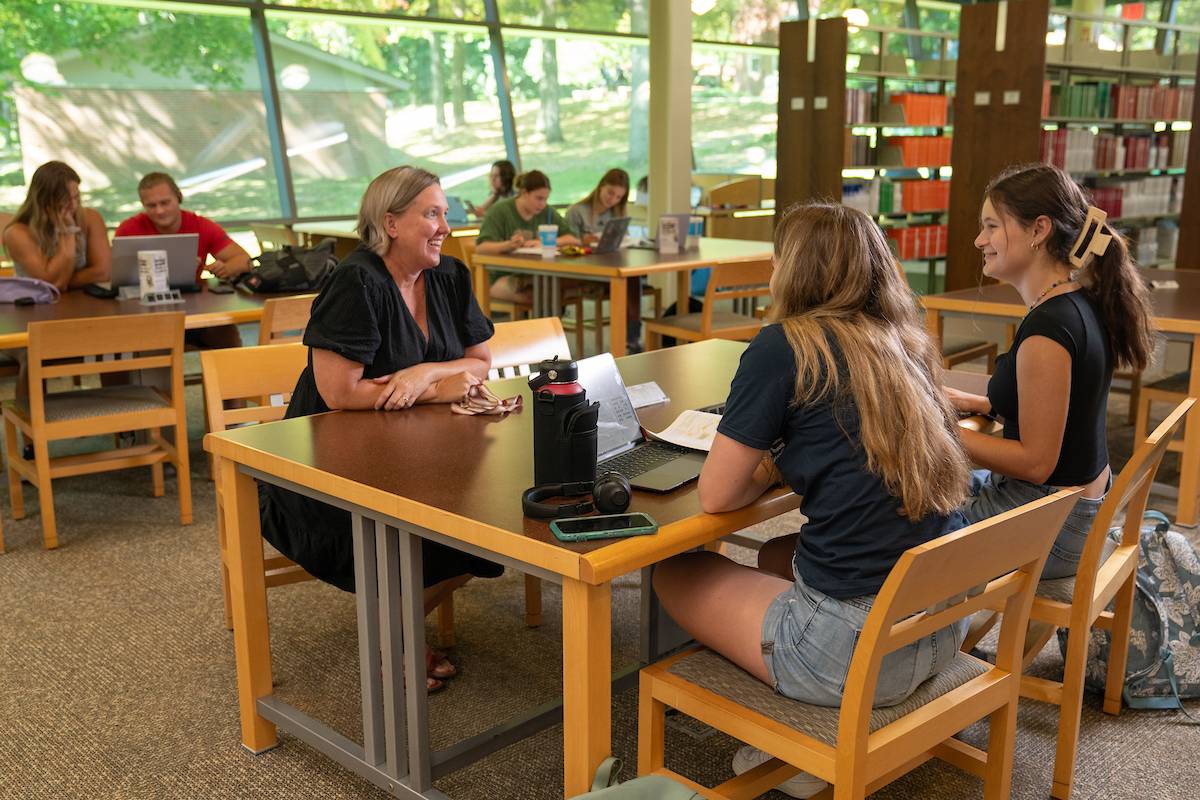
[0,0,282,223]
[692,44,778,177]
[266,12,502,216]
[503,31,648,203]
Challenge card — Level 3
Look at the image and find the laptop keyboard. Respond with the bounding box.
[600,441,693,480]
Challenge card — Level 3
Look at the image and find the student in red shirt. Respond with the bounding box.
[115,172,251,347]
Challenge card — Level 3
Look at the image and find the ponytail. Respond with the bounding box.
[1082,227,1154,372]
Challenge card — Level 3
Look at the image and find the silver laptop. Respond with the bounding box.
[110,233,200,293]
[577,353,711,493]
[592,216,631,254]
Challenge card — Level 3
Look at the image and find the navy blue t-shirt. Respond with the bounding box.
[716,324,962,599]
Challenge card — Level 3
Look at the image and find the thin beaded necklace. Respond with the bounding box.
[1028,275,1076,312]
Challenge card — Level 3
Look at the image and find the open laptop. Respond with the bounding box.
[110,233,200,295]
[591,216,631,254]
[576,353,716,492]
[446,195,470,225]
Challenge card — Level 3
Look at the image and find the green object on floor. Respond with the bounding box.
[569,758,703,799]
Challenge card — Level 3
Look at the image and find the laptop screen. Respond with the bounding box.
[575,353,642,460]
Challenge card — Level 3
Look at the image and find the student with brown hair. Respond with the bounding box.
[948,163,1156,579]
[3,160,111,291]
[652,202,971,797]
[565,168,630,240]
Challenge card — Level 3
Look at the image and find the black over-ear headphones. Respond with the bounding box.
[522,472,632,519]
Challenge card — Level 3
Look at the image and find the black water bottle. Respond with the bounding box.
[528,357,599,492]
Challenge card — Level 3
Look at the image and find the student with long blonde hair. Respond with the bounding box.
[653,202,970,797]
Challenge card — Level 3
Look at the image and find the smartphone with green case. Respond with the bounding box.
[550,512,658,542]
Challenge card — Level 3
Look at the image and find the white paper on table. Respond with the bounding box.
[626,381,669,409]
[1149,279,1179,290]
[646,410,721,452]
[513,244,550,255]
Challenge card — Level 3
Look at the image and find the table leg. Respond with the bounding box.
[473,261,491,317]
[608,277,627,357]
[1178,338,1200,526]
[925,307,944,344]
[562,578,612,799]
[220,460,277,752]
[675,271,690,318]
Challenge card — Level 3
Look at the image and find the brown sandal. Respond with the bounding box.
[426,648,457,681]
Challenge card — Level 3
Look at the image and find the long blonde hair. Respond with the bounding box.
[9,161,82,258]
[769,203,969,520]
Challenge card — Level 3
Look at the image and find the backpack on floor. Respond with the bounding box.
[1058,510,1200,718]
[569,758,702,799]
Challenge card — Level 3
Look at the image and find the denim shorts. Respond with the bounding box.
[760,575,965,707]
[959,469,1107,580]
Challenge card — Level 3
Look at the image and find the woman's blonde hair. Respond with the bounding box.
[9,161,82,258]
[769,203,969,520]
[357,166,440,257]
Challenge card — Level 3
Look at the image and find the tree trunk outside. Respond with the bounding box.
[429,1,446,132]
[451,37,466,128]
[540,0,564,144]
[628,0,649,172]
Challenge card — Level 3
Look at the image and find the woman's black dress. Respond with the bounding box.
[258,245,504,592]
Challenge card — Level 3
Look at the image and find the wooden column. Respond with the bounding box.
[945,0,1048,290]
[1174,54,1200,270]
[776,17,846,214]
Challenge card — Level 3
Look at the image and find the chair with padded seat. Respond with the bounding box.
[1132,344,1193,465]
[644,259,772,350]
[250,223,299,253]
[960,396,1194,800]
[638,488,1081,800]
[3,312,192,549]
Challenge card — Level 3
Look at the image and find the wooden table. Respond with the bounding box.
[0,279,278,350]
[471,237,773,357]
[922,268,1200,525]
[204,339,798,799]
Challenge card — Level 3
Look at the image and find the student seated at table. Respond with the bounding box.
[2,160,111,291]
[469,159,516,217]
[565,168,646,352]
[653,202,971,798]
[115,172,251,348]
[474,169,580,305]
[946,164,1154,580]
[258,165,502,692]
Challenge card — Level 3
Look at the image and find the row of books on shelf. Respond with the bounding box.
[887,224,947,261]
[1041,80,1194,121]
[1089,176,1182,220]
[846,90,950,126]
[1120,220,1179,266]
[1041,129,1189,172]
[842,179,950,216]
[845,135,954,167]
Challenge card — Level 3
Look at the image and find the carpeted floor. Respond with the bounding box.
[1,371,1198,800]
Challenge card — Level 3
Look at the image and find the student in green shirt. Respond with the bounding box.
[475,170,580,304]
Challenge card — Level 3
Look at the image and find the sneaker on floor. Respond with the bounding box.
[731,745,828,799]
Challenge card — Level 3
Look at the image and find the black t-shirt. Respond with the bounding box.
[986,290,1111,486]
[716,324,961,599]
[286,246,495,418]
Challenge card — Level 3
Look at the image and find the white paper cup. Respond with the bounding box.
[537,224,558,254]
[137,249,169,294]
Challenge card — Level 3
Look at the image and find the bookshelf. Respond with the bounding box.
[946,0,1200,290]
[777,18,958,292]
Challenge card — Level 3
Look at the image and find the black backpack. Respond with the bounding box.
[239,237,339,293]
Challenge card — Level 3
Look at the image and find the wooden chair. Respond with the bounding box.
[708,177,763,208]
[257,293,317,345]
[1132,346,1192,459]
[486,316,573,628]
[250,223,298,252]
[487,317,570,380]
[201,344,315,630]
[3,312,192,549]
[961,396,1195,800]
[644,259,771,350]
[638,488,1082,800]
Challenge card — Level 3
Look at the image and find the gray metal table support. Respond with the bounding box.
[238,467,660,798]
